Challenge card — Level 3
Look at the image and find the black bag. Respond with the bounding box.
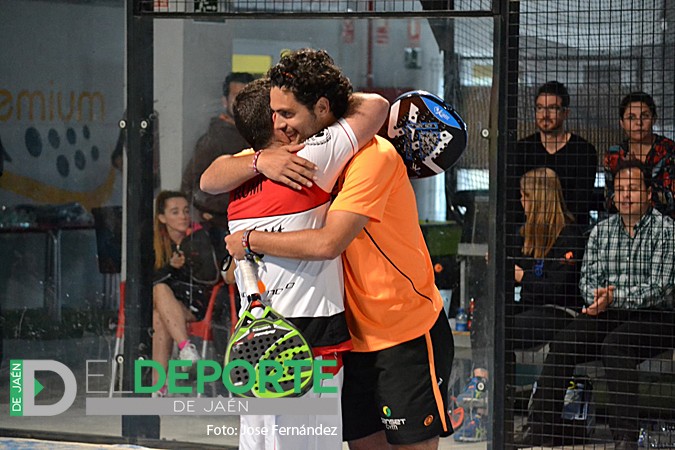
[179,229,220,285]
[165,278,209,321]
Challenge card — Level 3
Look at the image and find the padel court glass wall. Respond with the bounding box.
[1,0,674,449]
[0,0,498,447]
[131,0,498,447]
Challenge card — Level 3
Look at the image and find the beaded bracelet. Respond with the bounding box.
[242,229,253,255]
[252,150,263,174]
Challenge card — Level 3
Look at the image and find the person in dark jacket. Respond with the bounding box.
[455,167,585,437]
[181,72,254,231]
[510,167,586,349]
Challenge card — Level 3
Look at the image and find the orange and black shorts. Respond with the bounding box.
[341,312,454,445]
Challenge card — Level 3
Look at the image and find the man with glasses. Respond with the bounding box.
[604,91,675,218]
[509,81,598,239]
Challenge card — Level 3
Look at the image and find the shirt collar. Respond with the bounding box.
[619,207,655,236]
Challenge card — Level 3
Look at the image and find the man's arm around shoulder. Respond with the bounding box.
[200,144,310,194]
[225,210,369,261]
[344,93,389,148]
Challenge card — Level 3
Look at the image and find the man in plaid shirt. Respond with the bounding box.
[521,159,675,449]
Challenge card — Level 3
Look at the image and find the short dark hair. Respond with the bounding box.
[232,78,274,151]
[619,91,657,118]
[223,72,255,97]
[268,49,352,119]
[535,81,570,108]
[613,159,651,190]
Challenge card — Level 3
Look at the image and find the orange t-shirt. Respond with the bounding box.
[329,136,444,352]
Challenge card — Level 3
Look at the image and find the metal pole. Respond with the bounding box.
[491,0,519,448]
[122,0,159,440]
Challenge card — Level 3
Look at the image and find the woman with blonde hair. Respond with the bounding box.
[455,168,585,430]
[152,190,220,395]
[512,167,585,346]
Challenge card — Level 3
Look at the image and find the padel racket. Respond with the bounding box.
[380,90,468,179]
[224,256,314,398]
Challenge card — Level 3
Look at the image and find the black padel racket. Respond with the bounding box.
[224,256,314,398]
[380,90,468,179]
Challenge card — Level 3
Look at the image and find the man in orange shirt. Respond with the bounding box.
[216,49,454,450]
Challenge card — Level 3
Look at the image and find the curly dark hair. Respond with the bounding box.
[268,48,352,119]
[232,78,274,151]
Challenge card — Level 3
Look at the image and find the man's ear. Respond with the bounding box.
[315,97,330,117]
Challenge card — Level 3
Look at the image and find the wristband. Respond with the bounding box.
[252,150,263,174]
[242,229,253,255]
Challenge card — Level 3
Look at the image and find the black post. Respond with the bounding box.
[122,0,160,440]
[492,0,519,448]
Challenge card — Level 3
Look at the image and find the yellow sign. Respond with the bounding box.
[232,54,273,77]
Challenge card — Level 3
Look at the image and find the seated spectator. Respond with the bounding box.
[605,91,675,218]
[151,190,220,396]
[520,160,675,449]
[511,167,586,347]
[457,168,585,442]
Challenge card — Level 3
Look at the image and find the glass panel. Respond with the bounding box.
[1,2,496,446]
[153,14,494,447]
[0,0,125,440]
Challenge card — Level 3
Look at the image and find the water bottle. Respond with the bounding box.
[456,307,468,331]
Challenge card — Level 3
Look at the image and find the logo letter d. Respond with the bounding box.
[22,360,76,416]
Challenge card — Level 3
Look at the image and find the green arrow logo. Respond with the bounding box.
[34,378,44,397]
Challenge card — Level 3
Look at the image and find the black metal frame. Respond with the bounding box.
[492,1,518,448]
[122,0,159,440]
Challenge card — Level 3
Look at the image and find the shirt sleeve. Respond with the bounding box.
[613,221,675,309]
[329,140,400,222]
[232,148,255,157]
[298,118,358,193]
[579,224,603,306]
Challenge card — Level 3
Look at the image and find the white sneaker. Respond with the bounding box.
[178,342,200,372]
[152,385,168,398]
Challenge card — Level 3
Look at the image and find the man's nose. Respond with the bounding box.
[272,113,285,130]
